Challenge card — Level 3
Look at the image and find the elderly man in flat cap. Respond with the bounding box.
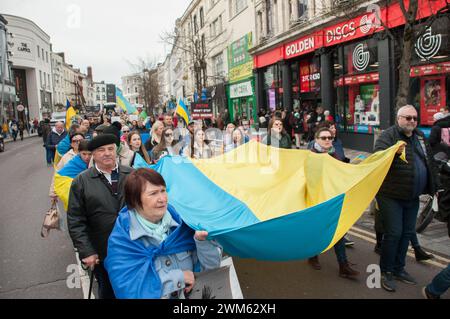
[67,134,134,299]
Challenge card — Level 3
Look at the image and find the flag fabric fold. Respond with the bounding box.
[116,88,137,114]
[175,98,191,125]
[140,140,403,261]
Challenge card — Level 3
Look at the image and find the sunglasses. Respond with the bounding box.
[319,136,333,141]
[122,130,130,133]
[165,133,173,137]
[72,139,84,143]
[399,115,418,122]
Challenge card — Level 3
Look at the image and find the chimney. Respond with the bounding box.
[87,67,93,82]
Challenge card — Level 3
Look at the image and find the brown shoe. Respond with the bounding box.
[339,262,359,278]
[308,256,321,270]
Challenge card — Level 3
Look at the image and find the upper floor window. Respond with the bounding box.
[37,45,40,58]
[266,0,274,36]
[193,15,198,34]
[200,7,205,28]
[231,0,247,17]
[210,15,223,38]
[212,53,224,77]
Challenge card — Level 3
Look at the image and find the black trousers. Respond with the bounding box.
[92,262,116,299]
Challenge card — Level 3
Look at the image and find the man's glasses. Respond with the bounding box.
[319,136,333,141]
[399,115,418,122]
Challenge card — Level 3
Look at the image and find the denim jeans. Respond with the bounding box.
[377,195,420,274]
[427,264,450,296]
[92,263,116,299]
[334,238,347,264]
[46,148,55,165]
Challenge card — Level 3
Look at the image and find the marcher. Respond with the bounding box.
[262,118,292,149]
[307,127,359,278]
[374,105,437,292]
[49,133,85,201]
[67,134,134,299]
[184,129,212,159]
[150,127,179,163]
[224,128,246,153]
[145,120,164,152]
[429,106,450,157]
[11,120,18,142]
[104,168,222,299]
[103,124,135,167]
[127,131,152,166]
[45,122,67,166]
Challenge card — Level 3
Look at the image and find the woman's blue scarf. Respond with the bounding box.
[104,204,196,299]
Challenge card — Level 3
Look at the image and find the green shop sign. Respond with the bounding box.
[228,33,253,83]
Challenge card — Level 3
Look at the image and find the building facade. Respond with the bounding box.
[93,81,107,109]
[251,0,450,151]
[4,14,53,120]
[0,15,17,123]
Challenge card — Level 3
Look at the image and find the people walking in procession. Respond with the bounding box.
[374,105,437,292]
[45,121,67,166]
[104,168,222,299]
[127,131,152,166]
[67,133,134,299]
[262,118,292,149]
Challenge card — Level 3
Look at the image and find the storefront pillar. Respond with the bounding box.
[320,49,334,113]
[281,61,293,111]
[377,32,395,129]
[254,69,265,111]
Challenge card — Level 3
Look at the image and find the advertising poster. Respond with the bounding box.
[420,77,446,125]
[192,101,213,119]
[268,89,276,112]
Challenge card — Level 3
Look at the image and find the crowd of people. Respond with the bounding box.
[41,103,450,299]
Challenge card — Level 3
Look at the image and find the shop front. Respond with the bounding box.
[226,33,257,124]
[407,16,450,136]
[252,0,448,151]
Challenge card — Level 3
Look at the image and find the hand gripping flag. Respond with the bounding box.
[139,140,405,261]
[54,155,88,210]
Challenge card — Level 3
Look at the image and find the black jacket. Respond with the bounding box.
[46,130,67,150]
[429,116,450,156]
[374,125,437,200]
[67,165,133,260]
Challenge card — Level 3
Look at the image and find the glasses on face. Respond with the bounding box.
[319,136,333,141]
[273,123,283,127]
[72,139,83,144]
[165,133,173,137]
[399,115,418,122]
[122,130,130,133]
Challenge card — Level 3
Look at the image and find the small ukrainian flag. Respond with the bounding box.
[175,98,191,125]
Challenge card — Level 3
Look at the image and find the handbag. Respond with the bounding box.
[41,200,61,238]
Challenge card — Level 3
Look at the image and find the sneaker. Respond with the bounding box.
[394,270,417,285]
[381,272,396,292]
[422,287,440,299]
[414,247,434,262]
[343,236,355,247]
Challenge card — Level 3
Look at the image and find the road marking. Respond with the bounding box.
[351,226,450,264]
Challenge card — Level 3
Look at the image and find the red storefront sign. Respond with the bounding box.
[410,62,450,77]
[344,72,379,85]
[284,32,323,59]
[254,0,447,68]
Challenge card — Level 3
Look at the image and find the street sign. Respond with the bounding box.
[17,104,25,112]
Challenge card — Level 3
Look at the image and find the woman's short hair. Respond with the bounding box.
[124,169,166,210]
[78,140,90,152]
[314,127,332,139]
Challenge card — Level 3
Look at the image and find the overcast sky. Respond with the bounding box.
[2,0,192,86]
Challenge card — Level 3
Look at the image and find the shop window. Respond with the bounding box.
[335,39,380,134]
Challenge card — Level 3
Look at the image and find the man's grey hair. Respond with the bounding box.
[397,105,417,117]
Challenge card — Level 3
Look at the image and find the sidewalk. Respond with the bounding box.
[3,132,39,143]
[345,147,450,259]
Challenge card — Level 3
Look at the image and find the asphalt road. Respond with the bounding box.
[0,137,82,299]
[0,137,448,299]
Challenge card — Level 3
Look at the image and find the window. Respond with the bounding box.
[43,72,46,87]
[193,15,198,34]
[102,95,106,100]
[42,48,44,60]
[102,87,105,92]
[135,87,138,93]
[37,45,40,58]
[135,98,139,104]
[202,34,206,56]
[48,74,51,87]
[298,0,308,19]
[213,53,224,77]
[96,95,100,100]
[39,70,42,87]
[46,51,49,63]
[127,87,130,94]
[231,0,247,17]
[200,7,204,28]
[266,0,274,36]
[210,15,222,38]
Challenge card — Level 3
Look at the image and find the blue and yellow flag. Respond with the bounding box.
[54,155,88,210]
[175,98,191,125]
[141,140,403,261]
[65,99,77,131]
[116,88,137,114]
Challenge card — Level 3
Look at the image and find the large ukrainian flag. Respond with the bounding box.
[146,140,404,261]
[175,98,191,125]
[54,155,88,210]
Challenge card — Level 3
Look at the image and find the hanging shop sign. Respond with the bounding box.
[420,76,446,125]
[230,81,253,99]
[228,33,254,83]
